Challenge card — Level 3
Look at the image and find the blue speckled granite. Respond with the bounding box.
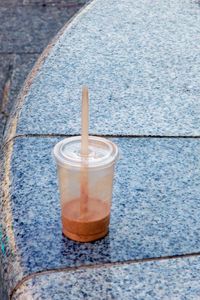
[6,0,200,137]
[2,0,200,299]
[2,137,200,296]
[13,256,200,300]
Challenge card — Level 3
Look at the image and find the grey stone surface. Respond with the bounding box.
[12,256,200,300]
[0,54,38,118]
[0,0,89,145]
[23,0,87,5]
[2,137,200,295]
[0,55,13,109]
[0,0,23,6]
[0,0,88,7]
[0,114,6,141]
[0,5,83,53]
[5,54,38,115]
[1,0,200,298]
[8,0,200,137]
[0,0,86,5]
[0,55,38,141]
[0,270,8,300]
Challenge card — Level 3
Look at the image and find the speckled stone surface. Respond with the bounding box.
[2,137,200,296]
[2,0,200,298]
[7,0,200,137]
[12,256,200,300]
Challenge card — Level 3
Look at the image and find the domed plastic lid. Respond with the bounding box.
[53,136,118,169]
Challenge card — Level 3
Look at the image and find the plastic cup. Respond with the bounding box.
[53,136,118,242]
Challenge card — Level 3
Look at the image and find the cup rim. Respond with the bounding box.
[53,136,118,169]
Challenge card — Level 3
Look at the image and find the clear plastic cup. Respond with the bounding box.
[53,136,118,242]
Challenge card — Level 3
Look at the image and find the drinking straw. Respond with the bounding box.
[80,86,89,215]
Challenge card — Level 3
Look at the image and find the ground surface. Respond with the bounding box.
[0,0,89,143]
[2,1,200,299]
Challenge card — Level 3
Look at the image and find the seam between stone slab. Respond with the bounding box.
[1,2,199,296]
[3,132,200,297]
[3,133,200,149]
[10,252,200,300]
[3,0,95,146]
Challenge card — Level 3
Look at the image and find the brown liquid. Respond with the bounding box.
[62,198,110,242]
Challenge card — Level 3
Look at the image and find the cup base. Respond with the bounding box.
[63,227,109,242]
[61,198,110,242]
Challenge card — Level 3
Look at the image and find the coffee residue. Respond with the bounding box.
[62,198,110,242]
